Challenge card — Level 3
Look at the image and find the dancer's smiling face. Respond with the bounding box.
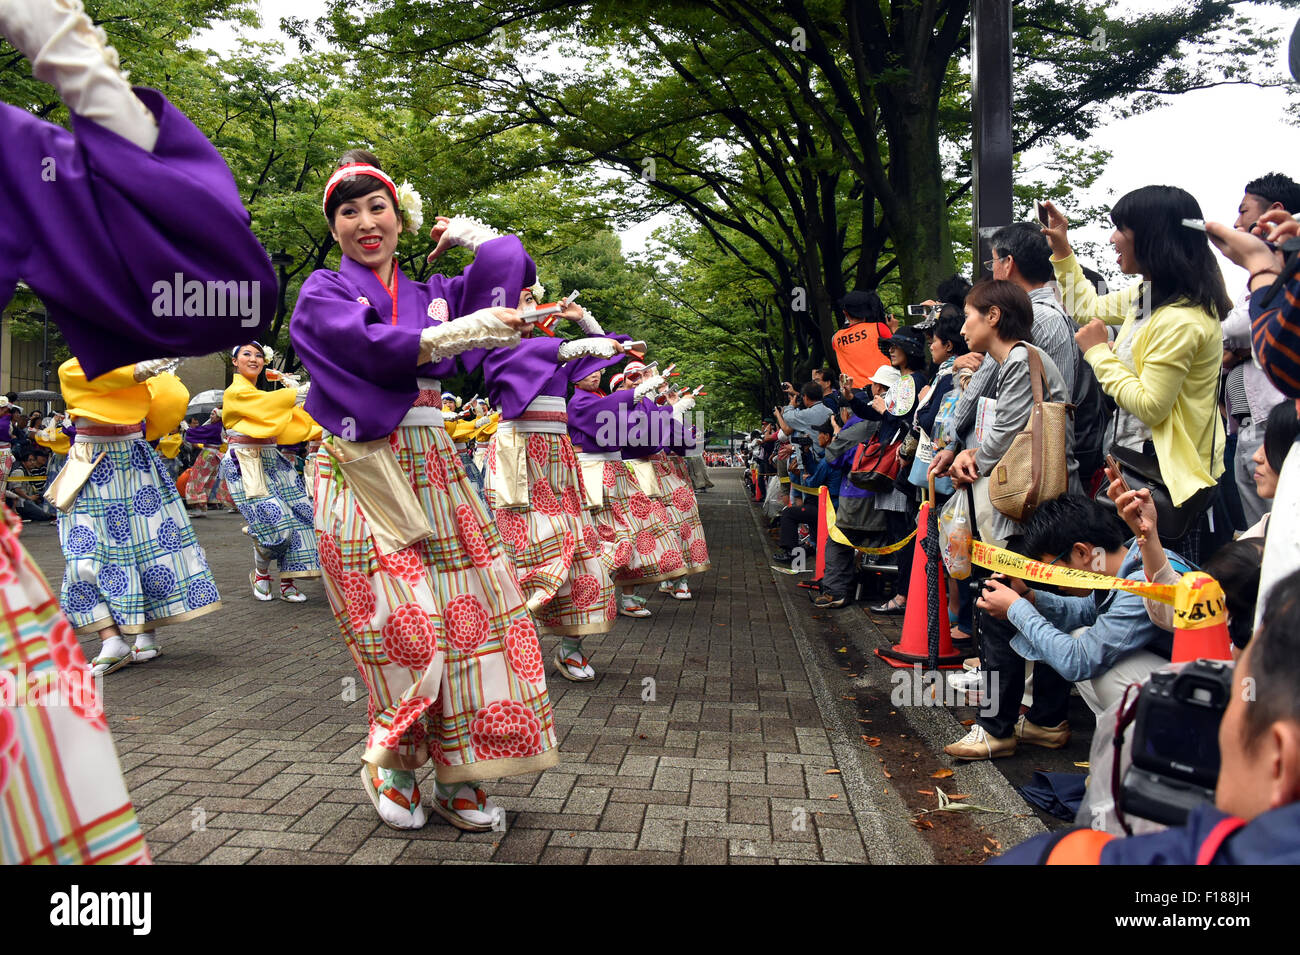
[331,188,400,271]
[233,345,265,382]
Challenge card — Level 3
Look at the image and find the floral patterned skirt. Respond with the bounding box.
[597,459,689,585]
[313,424,559,781]
[0,503,149,864]
[654,452,711,575]
[58,436,221,635]
[485,430,616,637]
[185,447,233,507]
[221,446,320,578]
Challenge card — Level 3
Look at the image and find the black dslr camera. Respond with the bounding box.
[1120,659,1233,826]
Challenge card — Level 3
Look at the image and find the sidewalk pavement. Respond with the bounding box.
[19,469,925,863]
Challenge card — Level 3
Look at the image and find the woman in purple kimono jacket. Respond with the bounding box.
[0,0,275,864]
[569,365,690,618]
[291,151,560,832]
[474,292,627,683]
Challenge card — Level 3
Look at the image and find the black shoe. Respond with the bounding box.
[771,549,795,564]
[813,593,847,609]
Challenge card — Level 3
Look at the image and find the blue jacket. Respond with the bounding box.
[994,801,1300,864]
[1004,542,1190,682]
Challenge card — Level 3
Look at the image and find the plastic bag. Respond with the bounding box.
[938,490,973,580]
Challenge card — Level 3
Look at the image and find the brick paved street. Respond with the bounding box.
[20,469,932,864]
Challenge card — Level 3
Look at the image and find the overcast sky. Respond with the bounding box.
[199,0,1300,296]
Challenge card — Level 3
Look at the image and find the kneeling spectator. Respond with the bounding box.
[947,495,1190,760]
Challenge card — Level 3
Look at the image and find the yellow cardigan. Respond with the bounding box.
[1053,253,1224,505]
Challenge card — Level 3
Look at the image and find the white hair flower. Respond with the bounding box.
[261,345,275,363]
[529,281,545,301]
[396,181,424,235]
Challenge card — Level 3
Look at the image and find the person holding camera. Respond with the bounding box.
[996,567,1300,864]
[1042,189,1232,564]
[929,280,1078,759]
[974,495,1191,732]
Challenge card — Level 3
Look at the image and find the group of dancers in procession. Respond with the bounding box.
[0,0,710,862]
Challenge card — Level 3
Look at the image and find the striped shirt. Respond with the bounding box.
[1251,273,1300,397]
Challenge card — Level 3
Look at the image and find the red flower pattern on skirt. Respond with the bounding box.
[659,549,684,573]
[470,700,543,760]
[559,439,577,471]
[604,593,619,621]
[582,524,601,556]
[628,492,653,520]
[613,540,633,568]
[679,523,693,541]
[343,571,377,624]
[319,533,344,580]
[454,504,492,568]
[442,593,490,651]
[597,522,617,542]
[602,462,618,488]
[504,619,545,683]
[381,602,437,669]
[0,710,18,794]
[378,546,425,584]
[634,530,657,555]
[527,434,550,468]
[561,486,582,517]
[531,479,561,516]
[689,539,709,565]
[570,574,600,609]
[496,508,528,550]
[424,448,448,492]
[672,485,695,512]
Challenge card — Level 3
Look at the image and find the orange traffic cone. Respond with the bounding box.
[876,487,964,669]
[1170,572,1233,663]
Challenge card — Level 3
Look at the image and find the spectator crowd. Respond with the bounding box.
[735,173,1300,862]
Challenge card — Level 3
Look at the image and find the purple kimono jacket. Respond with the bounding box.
[1,89,275,375]
[464,332,631,423]
[290,237,535,442]
[184,420,224,446]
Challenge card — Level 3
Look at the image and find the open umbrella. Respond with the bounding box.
[186,389,223,416]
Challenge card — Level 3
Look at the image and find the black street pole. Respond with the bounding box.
[971,0,1014,280]
[40,310,49,391]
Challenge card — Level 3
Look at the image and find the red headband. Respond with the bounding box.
[322,163,398,215]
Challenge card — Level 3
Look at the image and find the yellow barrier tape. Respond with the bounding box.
[968,539,1227,631]
[4,476,47,483]
[822,489,916,556]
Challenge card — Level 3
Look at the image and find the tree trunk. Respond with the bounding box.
[887,105,956,305]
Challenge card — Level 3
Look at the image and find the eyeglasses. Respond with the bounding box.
[982,255,1004,273]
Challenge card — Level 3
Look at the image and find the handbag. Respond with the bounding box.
[848,435,903,491]
[987,343,1071,522]
[1106,444,1218,540]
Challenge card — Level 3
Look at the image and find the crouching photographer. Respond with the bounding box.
[995,566,1300,864]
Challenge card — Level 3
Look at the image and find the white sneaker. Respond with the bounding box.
[943,723,1015,760]
[673,581,692,600]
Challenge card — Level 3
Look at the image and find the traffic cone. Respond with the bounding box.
[1170,572,1233,663]
[815,486,829,580]
[876,494,965,669]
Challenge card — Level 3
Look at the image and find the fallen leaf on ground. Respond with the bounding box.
[861,735,881,747]
[917,789,934,795]
[827,794,839,800]
[824,769,841,775]
[948,793,971,800]
[931,768,954,779]
[836,647,847,653]
[857,718,872,724]
[912,817,934,830]
[841,695,857,701]
[960,719,975,726]
[1073,761,1090,768]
